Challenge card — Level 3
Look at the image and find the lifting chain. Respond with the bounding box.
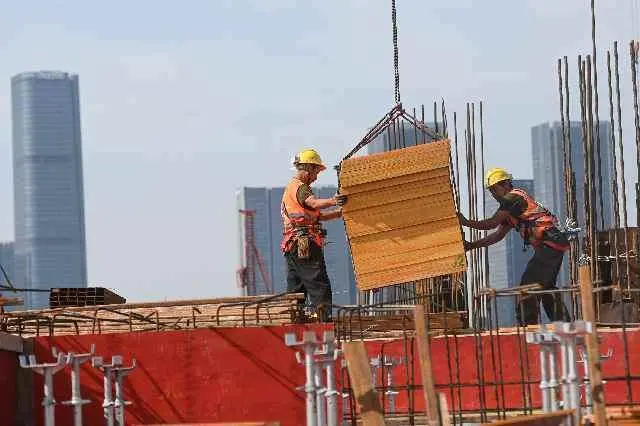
[391,0,401,105]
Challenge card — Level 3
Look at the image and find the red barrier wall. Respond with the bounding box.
[33,325,331,426]
[0,350,17,423]
[351,329,640,414]
[30,326,640,425]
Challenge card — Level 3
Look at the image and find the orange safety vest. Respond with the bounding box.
[280,178,325,252]
[506,188,569,252]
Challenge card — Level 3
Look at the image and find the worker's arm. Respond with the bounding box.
[304,195,337,210]
[304,193,348,210]
[319,208,342,221]
[464,223,510,251]
[458,210,511,231]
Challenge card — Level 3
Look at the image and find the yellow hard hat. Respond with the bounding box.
[294,149,326,171]
[485,167,512,188]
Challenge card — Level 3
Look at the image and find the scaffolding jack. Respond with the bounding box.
[57,344,96,426]
[93,355,137,426]
[19,347,66,426]
[285,330,340,426]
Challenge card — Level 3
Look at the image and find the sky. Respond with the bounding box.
[0,0,639,302]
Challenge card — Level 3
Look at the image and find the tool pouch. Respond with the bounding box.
[297,234,310,259]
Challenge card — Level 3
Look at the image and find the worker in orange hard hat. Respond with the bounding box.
[281,149,347,322]
[458,167,571,326]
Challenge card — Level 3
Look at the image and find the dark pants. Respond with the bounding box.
[285,242,332,321]
[517,244,571,325]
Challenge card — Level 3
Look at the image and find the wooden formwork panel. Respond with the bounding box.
[340,140,466,290]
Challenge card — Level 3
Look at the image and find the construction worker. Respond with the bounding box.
[281,149,347,322]
[458,167,571,326]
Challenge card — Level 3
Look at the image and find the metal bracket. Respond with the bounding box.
[19,348,67,426]
[561,218,582,241]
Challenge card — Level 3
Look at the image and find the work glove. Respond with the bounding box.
[335,193,348,207]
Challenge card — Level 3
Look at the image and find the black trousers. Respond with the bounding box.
[285,242,332,321]
[517,244,571,325]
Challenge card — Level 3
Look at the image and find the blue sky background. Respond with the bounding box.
[0,0,638,301]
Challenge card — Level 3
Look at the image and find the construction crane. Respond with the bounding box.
[237,209,274,295]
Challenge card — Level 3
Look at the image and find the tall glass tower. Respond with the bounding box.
[11,71,88,309]
[531,121,613,287]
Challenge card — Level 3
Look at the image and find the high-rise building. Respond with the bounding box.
[11,71,88,309]
[0,242,17,311]
[531,121,614,287]
[236,187,278,296]
[0,242,15,288]
[532,121,614,231]
[485,180,535,326]
[236,186,357,305]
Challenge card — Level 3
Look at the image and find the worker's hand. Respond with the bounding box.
[463,240,474,251]
[457,212,469,226]
[335,193,348,207]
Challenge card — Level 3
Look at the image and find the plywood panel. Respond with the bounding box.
[340,140,466,290]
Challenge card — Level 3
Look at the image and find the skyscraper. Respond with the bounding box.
[485,180,535,326]
[236,187,278,296]
[532,121,614,231]
[237,186,356,305]
[0,242,15,288]
[0,242,17,311]
[11,71,88,309]
[531,121,614,286]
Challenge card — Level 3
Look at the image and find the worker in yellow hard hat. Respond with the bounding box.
[280,149,347,322]
[458,167,570,326]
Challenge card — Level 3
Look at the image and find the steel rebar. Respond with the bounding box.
[586,55,599,281]
[591,0,606,231]
[579,57,591,263]
[607,50,622,291]
[614,41,632,294]
[559,58,575,289]
[454,112,461,209]
[421,104,426,144]
[630,42,640,279]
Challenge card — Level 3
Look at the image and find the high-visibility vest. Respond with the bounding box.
[506,188,569,252]
[280,178,325,252]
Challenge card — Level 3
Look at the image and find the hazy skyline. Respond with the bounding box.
[0,1,638,302]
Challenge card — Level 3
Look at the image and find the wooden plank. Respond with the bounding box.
[342,341,385,426]
[579,264,608,426]
[339,141,450,187]
[358,256,465,290]
[480,410,574,426]
[13,293,304,314]
[0,297,23,306]
[438,393,451,426]
[340,140,466,290]
[2,294,304,336]
[414,304,439,422]
[349,218,460,258]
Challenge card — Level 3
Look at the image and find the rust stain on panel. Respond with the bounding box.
[340,140,466,290]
